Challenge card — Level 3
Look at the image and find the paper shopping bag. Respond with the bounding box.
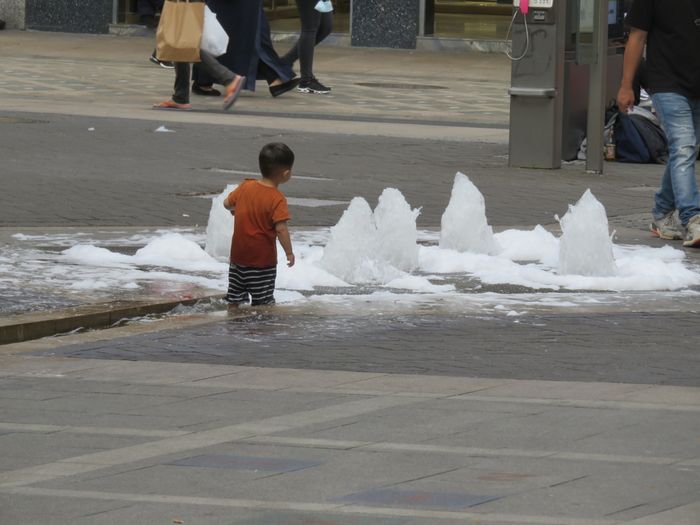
[156,0,205,63]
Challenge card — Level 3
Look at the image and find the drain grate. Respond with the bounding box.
[356,82,447,90]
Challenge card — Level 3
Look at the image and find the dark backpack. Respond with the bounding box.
[613,111,668,164]
[614,113,650,163]
[629,113,668,164]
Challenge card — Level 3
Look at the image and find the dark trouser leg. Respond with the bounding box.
[173,62,191,104]
[192,63,214,88]
[198,49,236,87]
[317,10,333,43]
[174,53,236,104]
[290,0,319,81]
[282,1,332,76]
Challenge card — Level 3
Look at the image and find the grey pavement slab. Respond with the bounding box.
[0,493,139,525]
[169,453,322,473]
[332,488,502,510]
[232,512,408,525]
[0,431,156,466]
[0,360,698,524]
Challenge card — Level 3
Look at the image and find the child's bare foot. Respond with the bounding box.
[227,303,240,314]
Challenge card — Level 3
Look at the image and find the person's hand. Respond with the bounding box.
[617,86,635,114]
[286,252,295,267]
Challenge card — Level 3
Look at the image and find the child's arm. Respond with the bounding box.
[223,195,235,214]
[275,221,295,267]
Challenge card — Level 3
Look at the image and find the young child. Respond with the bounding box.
[223,143,295,308]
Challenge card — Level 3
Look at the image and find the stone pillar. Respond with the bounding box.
[26,0,113,33]
[351,0,420,49]
[0,0,27,29]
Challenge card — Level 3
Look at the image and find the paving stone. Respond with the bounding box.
[332,488,502,509]
[0,431,156,466]
[231,512,406,525]
[169,454,322,473]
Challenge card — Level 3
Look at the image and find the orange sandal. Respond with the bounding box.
[153,100,192,111]
[223,76,245,110]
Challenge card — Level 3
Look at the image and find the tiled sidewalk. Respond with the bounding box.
[0,353,698,525]
[0,30,511,128]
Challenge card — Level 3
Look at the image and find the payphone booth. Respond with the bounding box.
[508,0,627,170]
[508,0,567,169]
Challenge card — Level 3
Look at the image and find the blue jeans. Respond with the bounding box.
[650,92,700,226]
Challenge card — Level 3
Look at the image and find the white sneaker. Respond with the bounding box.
[683,215,700,247]
[650,211,684,240]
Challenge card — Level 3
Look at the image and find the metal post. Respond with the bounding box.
[585,0,609,174]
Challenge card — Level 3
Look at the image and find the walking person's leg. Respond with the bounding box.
[256,8,299,97]
[259,60,299,98]
[153,62,193,110]
[651,92,700,246]
[282,6,332,66]
[192,64,221,97]
[283,0,332,93]
[198,50,246,110]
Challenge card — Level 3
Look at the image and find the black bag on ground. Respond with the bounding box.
[613,109,668,164]
[628,113,668,164]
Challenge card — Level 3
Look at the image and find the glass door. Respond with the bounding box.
[429,0,513,39]
[116,0,140,24]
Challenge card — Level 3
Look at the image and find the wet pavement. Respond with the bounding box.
[32,305,700,386]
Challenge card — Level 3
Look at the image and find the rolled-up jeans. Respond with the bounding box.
[650,92,700,226]
[173,49,236,104]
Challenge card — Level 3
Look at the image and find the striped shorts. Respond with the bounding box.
[226,263,277,306]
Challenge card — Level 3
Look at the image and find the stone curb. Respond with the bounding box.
[0,295,221,346]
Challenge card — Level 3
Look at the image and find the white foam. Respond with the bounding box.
[319,189,421,284]
[5,179,700,311]
[133,233,223,272]
[319,197,402,284]
[558,189,617,276]
[495,225,559,265]
[440,172,499,254]
[374,188,421,272]
[385,275,455,293]
[277,245,349,290]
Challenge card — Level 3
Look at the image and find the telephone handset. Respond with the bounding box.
[507,0,555,61]
[513,0,554,9]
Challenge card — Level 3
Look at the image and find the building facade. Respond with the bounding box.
[1,1,514,50]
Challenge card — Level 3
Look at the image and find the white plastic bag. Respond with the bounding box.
[200,6,229,57]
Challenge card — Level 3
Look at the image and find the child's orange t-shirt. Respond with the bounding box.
[225,179,290,268]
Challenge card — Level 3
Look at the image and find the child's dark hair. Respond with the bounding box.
[259,143,295,178]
